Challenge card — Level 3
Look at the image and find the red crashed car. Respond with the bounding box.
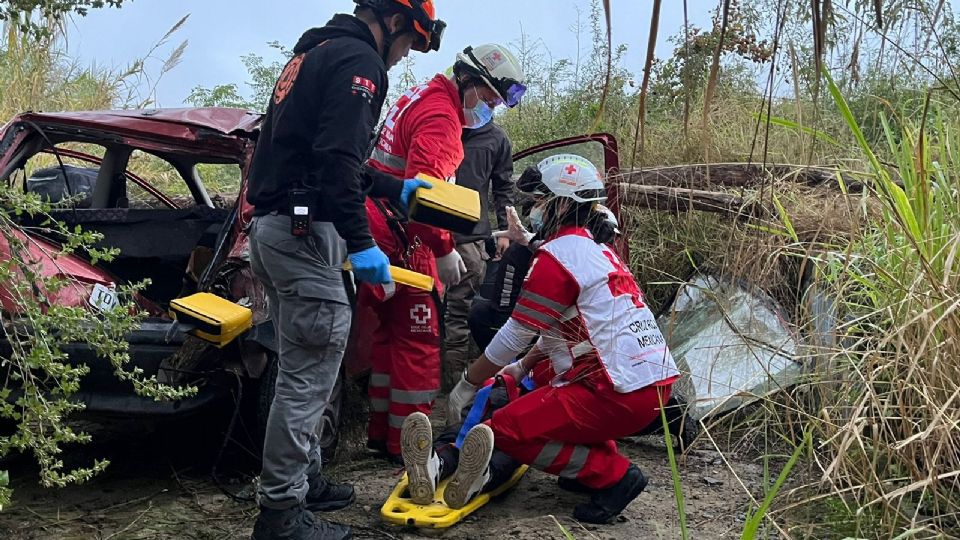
[0,107,624,459]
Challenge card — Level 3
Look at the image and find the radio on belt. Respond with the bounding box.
[288,188,312,237]
[407,173,481,235]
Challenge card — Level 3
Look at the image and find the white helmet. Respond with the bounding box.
[535,154,607,203]
[455,43,526,108]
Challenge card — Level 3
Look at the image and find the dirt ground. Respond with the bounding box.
[0,401,767,540]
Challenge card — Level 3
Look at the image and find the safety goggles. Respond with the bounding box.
[464,46,526,108]
[472,86,504,109]
[421,18,446,52]
[408,0,446,52]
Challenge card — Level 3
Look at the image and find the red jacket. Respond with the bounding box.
[368,73,465,257]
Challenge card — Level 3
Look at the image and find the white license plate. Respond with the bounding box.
[88,283,119,312]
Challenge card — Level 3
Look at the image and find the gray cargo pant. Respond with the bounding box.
[248,214,350,509]
[441,239,488,392]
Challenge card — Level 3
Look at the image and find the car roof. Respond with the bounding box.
[11,107,262,138]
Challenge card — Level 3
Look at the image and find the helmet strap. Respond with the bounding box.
[454,70,471,105]
[374,10,403,65]
[454,69,483,106]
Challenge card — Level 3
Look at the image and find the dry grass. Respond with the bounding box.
[617,89,960,537]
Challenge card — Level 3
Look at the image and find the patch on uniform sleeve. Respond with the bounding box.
[351,76,378,102]
[273,54,305,105]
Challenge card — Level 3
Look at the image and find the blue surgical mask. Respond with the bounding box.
[463,101,493,129]
[528,206,544,233]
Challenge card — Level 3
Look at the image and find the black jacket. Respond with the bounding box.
[453,121,515,244]
[247,14,397,253]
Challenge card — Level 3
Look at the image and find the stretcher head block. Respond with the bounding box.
[380,465,528,529]
[408,173,482,235]
[342,262,435,291]
[168,292,253,348]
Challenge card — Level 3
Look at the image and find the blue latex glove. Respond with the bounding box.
[399,179,432,211]
[348,245,392,284]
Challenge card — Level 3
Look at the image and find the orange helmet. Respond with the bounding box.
[355,0,446,53]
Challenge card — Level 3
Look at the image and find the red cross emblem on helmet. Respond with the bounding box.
[564,165,578,175]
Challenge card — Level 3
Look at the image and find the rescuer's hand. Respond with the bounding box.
[347,245,391,284]
[492,206,535,246]
[399,179,432,211]
[437,249,467,287]
[446,371,478,425]
[497,360,529,382]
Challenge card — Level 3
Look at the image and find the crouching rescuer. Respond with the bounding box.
[244,1,445,539]
[400,154,680,524]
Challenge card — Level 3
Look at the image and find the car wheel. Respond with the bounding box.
[256,352,343,464]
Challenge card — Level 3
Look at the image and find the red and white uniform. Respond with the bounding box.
[363,74,465,456]
[485,226,680,488]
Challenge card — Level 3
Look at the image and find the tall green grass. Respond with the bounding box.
[798,70,960,537]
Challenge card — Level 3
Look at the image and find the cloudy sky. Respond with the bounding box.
[66,0,716,107]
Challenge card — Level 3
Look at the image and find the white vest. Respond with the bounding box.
[537,234,679,393]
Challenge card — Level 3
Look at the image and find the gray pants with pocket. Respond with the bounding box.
[441,239,488,391]
[248,214,350,509]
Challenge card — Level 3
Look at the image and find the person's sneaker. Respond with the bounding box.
[250,503,352,540]
[557,477,597,494]
[304,476,355,512]
[443,424,493,510]
[401,412,441,505]
[572,464,648,524]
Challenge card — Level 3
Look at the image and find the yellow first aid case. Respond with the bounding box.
[169,293,253,348]
[342,262,435,292]
[408,173,482,235]
[380,466,528,529]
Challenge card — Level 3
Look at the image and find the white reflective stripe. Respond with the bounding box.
[520,290,570,314]
[560,305,579,322]
[390,388,438,405]
[532,441,563,469]
[514,304,555,326]
[388,414,406,429]
[370,398,389,413]
[370,147,407,171]
[570,340,594,358]
[559,446,590,478]
[370,373,390,387]
[500,266,515,308]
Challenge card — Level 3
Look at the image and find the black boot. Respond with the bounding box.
[557,477,597,494]
[572,464,648,524]
[367,439,403,465]
[251,503,352,540]
[305,476,355,512]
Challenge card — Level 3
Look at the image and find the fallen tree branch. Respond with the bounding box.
[614,162,881,192]
[618,183,771,219]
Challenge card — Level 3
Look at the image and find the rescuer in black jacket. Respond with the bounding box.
[246,2,445,540]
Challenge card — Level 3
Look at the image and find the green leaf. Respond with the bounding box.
[771,193,799,243]
[661,392,689,540]
[756,113,841,146]
[550,515,576,540]
[740,431,810,539]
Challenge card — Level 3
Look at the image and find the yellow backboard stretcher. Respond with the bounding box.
[380,466,528,529]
